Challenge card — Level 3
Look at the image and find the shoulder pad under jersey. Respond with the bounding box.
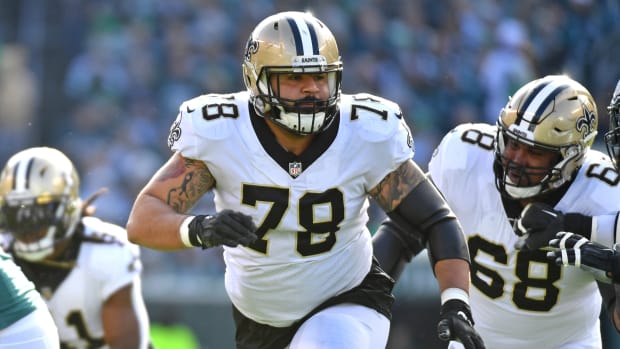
[576,150,620,194]
[341,93,411,144]
[79,217,141,275]
[81,216,128,245]
[177,92,250,141]
[430,123,496,171]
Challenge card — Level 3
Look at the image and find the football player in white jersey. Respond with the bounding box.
[376,75,620,348]
[0,147,151,349]
[126,11,484,349]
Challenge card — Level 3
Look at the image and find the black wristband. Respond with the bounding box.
[564,213,592,239]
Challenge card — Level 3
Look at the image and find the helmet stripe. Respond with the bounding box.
[305,19,319,54]
[515,79,550,125]
[13,157,34,191]
[286,16,318,55]
[518,79,570,128]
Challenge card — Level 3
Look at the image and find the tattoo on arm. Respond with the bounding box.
[158,157,215,213]
[369,160,426,212]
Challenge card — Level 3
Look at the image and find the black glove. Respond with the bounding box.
[547,232,620,284]
[437,299,485,349]
[187,210,257,249]
[515,202,590,251]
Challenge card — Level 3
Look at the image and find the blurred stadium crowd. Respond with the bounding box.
[1,0,620,347]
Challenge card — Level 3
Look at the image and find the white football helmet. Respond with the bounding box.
[0,147,82,261]
[493,75,598,199]
[242,11,342,135]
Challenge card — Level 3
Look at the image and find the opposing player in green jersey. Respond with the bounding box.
[0,247,58,348]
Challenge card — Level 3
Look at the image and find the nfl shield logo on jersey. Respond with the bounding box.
[289,162,302,178]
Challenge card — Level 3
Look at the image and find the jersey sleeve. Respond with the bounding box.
[167,93,248,159]
[559,150,620,246]
[365,117,414,189]
[99,241,142,301]
[82,219,143,302]
[342,93,415,189]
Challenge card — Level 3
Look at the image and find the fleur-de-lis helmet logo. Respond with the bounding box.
[576,103,596,137]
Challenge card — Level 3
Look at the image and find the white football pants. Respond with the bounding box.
[289,303,390,349]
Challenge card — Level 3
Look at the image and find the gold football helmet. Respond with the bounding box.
[604,79,620,169]
[0,147,81,261]
[493,75,598,199]
[242,11,342,135]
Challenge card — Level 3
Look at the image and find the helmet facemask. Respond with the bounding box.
[1,196,80,261]
[494,128,579,199]
[255,66,341,135]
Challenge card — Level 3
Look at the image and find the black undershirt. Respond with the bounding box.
[249,105,340,178]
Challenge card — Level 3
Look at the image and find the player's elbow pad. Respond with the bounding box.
[386,177,470,266]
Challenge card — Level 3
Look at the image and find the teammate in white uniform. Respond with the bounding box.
[0,147,151,349]
[126,11,484,349]
[425,75,619,348]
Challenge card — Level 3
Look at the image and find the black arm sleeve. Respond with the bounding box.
[372,218,425,281]
[564,213,593,239]
[386,176,470,268]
